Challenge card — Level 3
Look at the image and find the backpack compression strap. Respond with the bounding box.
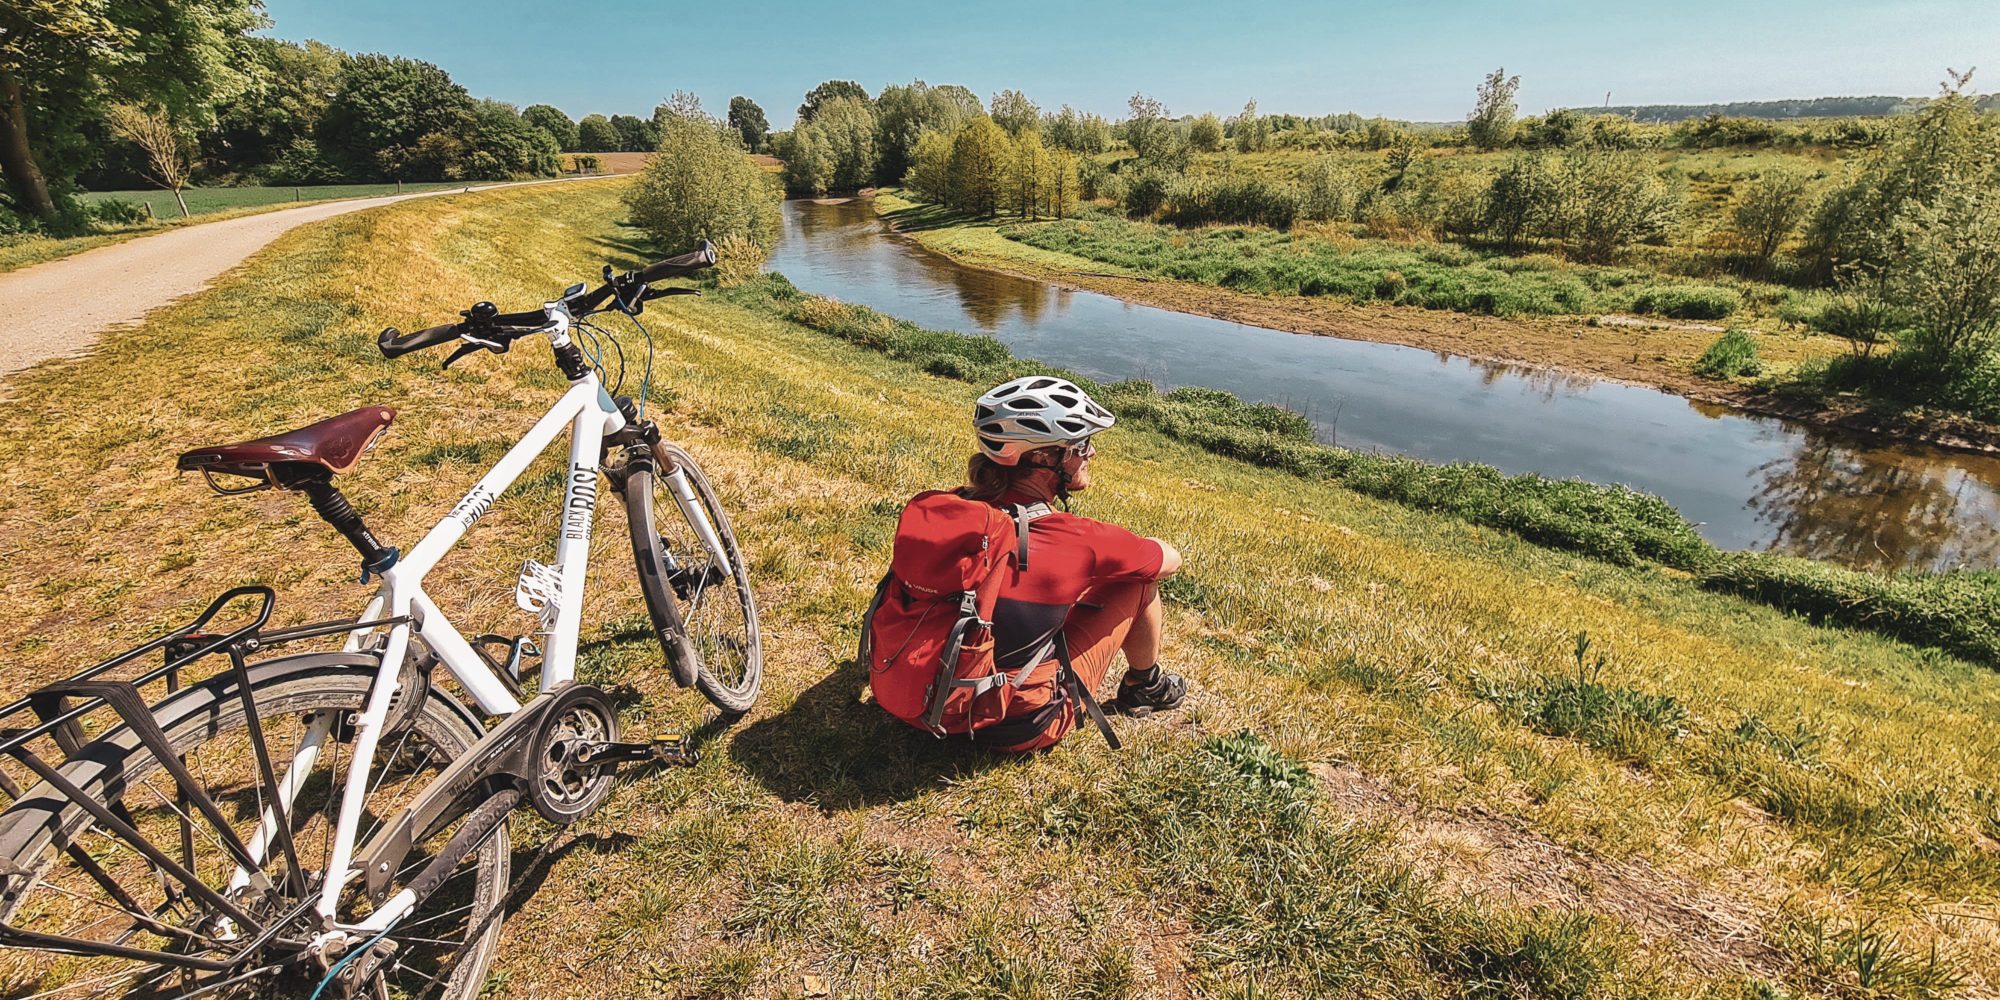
[917,502,1055,734]
[1056,631,1121,750]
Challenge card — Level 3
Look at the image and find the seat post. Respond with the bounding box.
[292,474,399,582]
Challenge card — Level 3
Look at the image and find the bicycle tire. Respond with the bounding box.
[0,654,507,1000]
[625,441,762,715]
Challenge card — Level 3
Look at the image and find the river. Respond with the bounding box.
[768,198,2000,572]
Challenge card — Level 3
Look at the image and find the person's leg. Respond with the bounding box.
[1119,585,1164,674]
[1060,580,1154,691]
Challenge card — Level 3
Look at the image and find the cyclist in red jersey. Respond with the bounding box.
[964,376,1187,752]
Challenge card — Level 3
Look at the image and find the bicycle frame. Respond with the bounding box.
[211,302,715,942]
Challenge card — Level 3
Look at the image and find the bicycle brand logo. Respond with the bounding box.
[449,485,496,527]
[563,463,597,541]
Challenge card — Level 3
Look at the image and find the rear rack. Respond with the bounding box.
[0,586,408,983]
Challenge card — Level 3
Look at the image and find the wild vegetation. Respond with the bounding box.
[4,178,2000,998]
[766,71,2000,428]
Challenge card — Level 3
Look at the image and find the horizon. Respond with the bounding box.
[261,0,1997,127]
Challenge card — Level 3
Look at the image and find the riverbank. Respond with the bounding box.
[868,191,2000,456]
[4,180,1998,997]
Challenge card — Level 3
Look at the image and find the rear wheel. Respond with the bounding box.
[0,657,508,999]
[624,441,762,715]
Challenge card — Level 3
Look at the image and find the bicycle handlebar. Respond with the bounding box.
[376,241,716,360]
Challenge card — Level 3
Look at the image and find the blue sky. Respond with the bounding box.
[262,0,1997,126]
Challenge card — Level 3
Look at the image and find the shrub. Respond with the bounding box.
[1122,169,1172,219]
[89,197,150,226]
[624,114,783,255]
[1632,284,1741,319]
[1701,552,2000,666]
[1296,154,1368,222]
[711,232,767,288]
[1692,329,1762,379]
[1160,175,1300,229]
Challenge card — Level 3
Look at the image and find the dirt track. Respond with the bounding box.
[0,176,621,381]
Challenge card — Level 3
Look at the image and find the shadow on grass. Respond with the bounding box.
[728,657,1004,811]
[876,201,969,234]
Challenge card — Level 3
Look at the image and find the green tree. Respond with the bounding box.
[990,89,1040,136]
[947,116,1007,216]
[777,126,833,195]
[319,54,475,179]
[1297,153,1365,222]
[0,0,263,227]
[1046,148,1081,219]
[904,127,955,203]
[577,114,618,153]
[811,95,877,190]
[1728,168,1814,273]
[1004,128,1050,218]
[727,96,769,152]
[653,90,706,130]
[1230,100,1270,153]
[1884,185,2000,369]
[523,104,578,150]
[610,114,659,152]
[1552,148,1678,262]
[1483,154,1552,248]
[1188,112,1225,153]
[456,100,559,179]
[1123,93,1177,164]
[624,112,782,257]
[873,81,973,184]
[206,38,346,178]
[1045,104,1111,153]
[797,80,868,123]
[1467,67,1522,149]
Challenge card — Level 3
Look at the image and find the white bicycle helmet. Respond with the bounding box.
[973,376,1115,466]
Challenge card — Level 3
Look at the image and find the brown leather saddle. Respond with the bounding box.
[177,407,396,491]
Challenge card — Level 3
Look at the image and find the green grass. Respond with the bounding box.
[1004,213,1767,319]
[1693,328,1765,379]
[2,180,1998,997]
[78,181,469,219]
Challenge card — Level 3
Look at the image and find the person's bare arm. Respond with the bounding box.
[1150,538,1182,577]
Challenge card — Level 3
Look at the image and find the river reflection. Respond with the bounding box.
[770,198,2000,571]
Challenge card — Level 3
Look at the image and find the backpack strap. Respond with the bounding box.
[856,571,892,665]
[1005,502,1051,571]
[1055,631,1121,750]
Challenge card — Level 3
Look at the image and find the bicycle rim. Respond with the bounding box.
[631,442,762,715]
[0,659,508,1000]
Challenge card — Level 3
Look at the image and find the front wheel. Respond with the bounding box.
[624,441,763,715]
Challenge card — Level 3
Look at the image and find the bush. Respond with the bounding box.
[711,232,767,288]
[1160,176,1300,229]
[624,114,783,256]
[1632,285,1741,319]
[1702,553,2000,667]
[1122,169,1171,219]
[89,197,150,226]
[1692,329,1762,379]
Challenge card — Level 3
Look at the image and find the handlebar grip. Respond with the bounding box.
[379,322,462,359]
[632,240,717,284]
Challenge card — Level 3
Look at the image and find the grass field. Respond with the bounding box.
[2,181,1997,998]
[78,181,472,219]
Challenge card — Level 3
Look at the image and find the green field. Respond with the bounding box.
[3,181,1998,998]
[78,181,471,219]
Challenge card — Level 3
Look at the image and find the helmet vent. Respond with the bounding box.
[1057,418,1086,432]
[975,405,994,419]
[979,435,1007,453]
[1027,378,1057,390]
[1004,397,1038,410]
[1016,417,1050,432]
[992,385,1020,398]
[1049,393,1077,407]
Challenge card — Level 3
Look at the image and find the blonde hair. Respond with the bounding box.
[962,450,1060,502]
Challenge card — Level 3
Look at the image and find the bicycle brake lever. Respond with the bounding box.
[441,342,485,369]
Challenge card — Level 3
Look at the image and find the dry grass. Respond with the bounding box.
[0,181,1997,998]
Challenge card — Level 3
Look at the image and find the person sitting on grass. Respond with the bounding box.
[958,376,1187,751]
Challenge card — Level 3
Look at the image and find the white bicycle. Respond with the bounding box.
[0,241,761,998]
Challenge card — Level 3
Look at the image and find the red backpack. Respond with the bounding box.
[860,490,1118,746]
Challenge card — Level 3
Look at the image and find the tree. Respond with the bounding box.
[319,54,475,179]
[457,100,559,179]
[1884,185,2000,369]
[1553,148,1678,262]
[905,127,954,203]
[577,114,619,152]
[1483,154,1553,248]
[990,89,1039,136]
[777,125,833,195]
[1123,93,1175,164]
[610,114,659,152]
[624,112,782,260]
[206,38,346,179]
[797,80,868,123]
[811,95,877,190]
[523,104,578,150]
[0,0,263,227]
[947,116,1007,216]
[1467,67,1522,149]
[1004,129,1049,218]
[1047,148,1081,219]
[727,96,769,152]
[1230,99,1270,153]
[104,104,194,217]
[653,90,706,129]
[873,81,973,184]
[1188,112,1225,152]
[1728,168,1814,273]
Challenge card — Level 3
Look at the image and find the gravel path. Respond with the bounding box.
[0,176,619,381]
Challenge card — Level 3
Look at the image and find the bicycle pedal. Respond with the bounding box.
[650,733,699,767]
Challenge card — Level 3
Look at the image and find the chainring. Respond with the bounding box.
[525,684,620,824]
